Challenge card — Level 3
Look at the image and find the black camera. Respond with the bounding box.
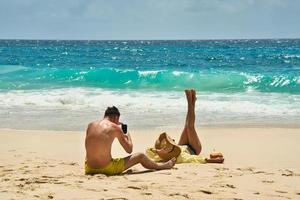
[121,123,127,134]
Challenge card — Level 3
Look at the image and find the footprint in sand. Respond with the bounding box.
[252,170,266,174]
[53,180,65,185]
[16,178,27,181]
[215,167,229,171]
[169,193,190,198]
[262,180,274,184]
[2,169,14,172]
[16,190,24,194]
[41,175,55,179]
[236,167,255,172]
[275,190,288,194]
[16,183,25,189]
[127,186,142,190]
[218,183,236,189]
[33,179,48,184]
[60,161,78,166]
[252,170,275,175]
[226,184,236,189]
[198,189,213,195]
[85,188,102,192]
[128,178,143,183]
[20,165,29,169]
[142,192,152,196]
[40,192,54,199]
[280,169,299,177]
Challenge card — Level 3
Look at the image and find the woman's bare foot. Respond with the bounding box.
[185,89,193,104]
[159,157,176,169]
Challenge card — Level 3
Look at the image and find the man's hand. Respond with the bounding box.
[116,127,133,154]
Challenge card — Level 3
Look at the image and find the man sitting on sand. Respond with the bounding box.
[85,106,176,176]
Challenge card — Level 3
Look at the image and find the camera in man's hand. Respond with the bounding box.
[121,123,127,134]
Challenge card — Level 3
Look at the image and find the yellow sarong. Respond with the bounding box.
[146,145,206,164]
[85,158,125,176]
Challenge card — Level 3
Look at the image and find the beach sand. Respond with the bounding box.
[1,127,300,200]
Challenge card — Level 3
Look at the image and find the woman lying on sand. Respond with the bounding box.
[147,89,224,164]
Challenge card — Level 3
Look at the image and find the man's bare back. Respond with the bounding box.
[85,119,132,169]
[85,119,117,168]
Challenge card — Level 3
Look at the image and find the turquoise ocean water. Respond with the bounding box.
[0,39,299,130]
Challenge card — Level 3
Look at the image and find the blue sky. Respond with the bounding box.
[0,0,299,40]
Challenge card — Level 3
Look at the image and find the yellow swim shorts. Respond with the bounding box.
[85,158,125,176]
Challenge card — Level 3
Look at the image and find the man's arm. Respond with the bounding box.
[115,126,133,154]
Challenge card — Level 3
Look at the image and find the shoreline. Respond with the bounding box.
[1,121,300,132]
[2,124,300,132]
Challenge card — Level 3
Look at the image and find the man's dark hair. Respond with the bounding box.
[104,106,120,117]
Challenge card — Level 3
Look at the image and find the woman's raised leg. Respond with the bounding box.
[178,89,202,155]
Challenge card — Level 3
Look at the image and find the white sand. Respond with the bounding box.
[1,128,300,199]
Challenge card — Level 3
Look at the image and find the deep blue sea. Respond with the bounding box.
[0,39,299,130]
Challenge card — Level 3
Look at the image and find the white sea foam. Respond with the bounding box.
[283,54,300,59]
[241,72,263,85]
[270,76,291,87]
[1,88,299,130]
[138,70,164,77]
[124,80,132,84]
[0,88,299,117]
[172,71,189,76]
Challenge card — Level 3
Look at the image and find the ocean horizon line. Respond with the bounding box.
[1,38,300,42]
